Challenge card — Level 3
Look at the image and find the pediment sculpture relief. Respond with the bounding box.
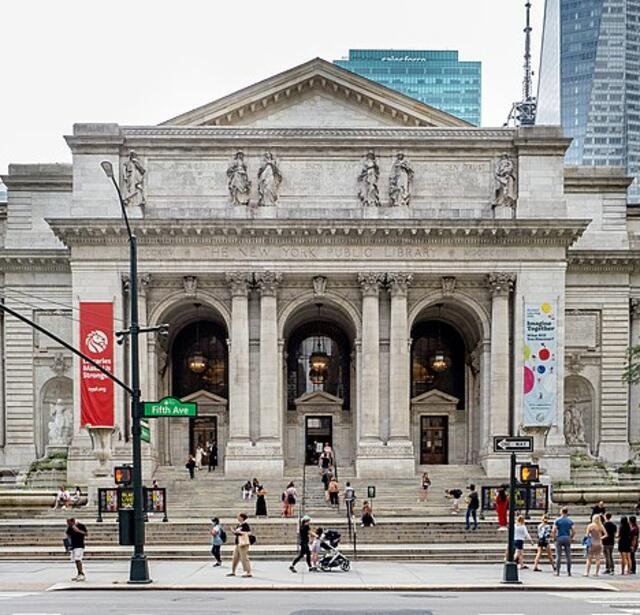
[493,155,517,209]
[388,153,414,206]
[48,398,72,446]
[358,151,380,207]
[257,152,282,206]
[227,150,251,205]
[122,150,146,209]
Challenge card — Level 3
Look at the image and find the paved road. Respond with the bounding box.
[1,590,640,615]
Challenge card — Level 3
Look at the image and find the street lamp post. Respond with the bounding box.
[100,160,150,584]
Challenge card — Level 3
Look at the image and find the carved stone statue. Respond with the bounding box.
[564,398,586,445]
[358,151,380,207]
[227,151,251,205]
[388,153,414,206]
[48,399,72,446]
[121,151,146,208]
[493,155,517,208]
[257,152,282,206]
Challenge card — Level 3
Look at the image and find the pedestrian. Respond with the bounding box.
[70,486,83,508]
[552,507,576,576]
[210,517,224,567]
[321,468,331,500]
[65,517,88,581]
[361,501,376,527]
[226,513,253,578]
[241,480,253,501]
[282,481,297,518]
[344,482,356,519]
[591,500,606,521]
[53,485,71,510]
[514,515,534,569]
[465,484,479,531]
[328,476,340,508]
[310,526,323,570]
[152,479,159,489]
[319,451,331,473]
[418,472,431,503]
[445,488,463,514]
[533,513,555,572]
[207,441,218,472]
[583,513,607,577]
[618,515,633,575]
[630,515,638,574]
[186,455,196,480]
[255,484,268,517]
[195,444,204,470]
[603,512,617,574]
[495,487,509,531]
[252,478,260,497]
[289,515,314,573]
[323,442,333,464]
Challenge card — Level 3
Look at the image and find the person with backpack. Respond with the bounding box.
[532,513,555,572]
[344,482,356,519]
[289,515,314,573]
[210,517,226,567]
[282,482,297,518]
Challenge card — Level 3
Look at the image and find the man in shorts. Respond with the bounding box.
[445,488,463,514]
[66,517,88,581]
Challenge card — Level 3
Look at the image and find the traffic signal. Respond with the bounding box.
[519,463,540,483]
[114,465,132,486]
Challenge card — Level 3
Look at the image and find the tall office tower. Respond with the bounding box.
[334,50,481,126]
[538,0,640,202]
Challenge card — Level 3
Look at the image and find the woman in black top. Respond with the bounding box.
[618,516,632,575]
[289,515,313,572]
[255,485,268,517]
[226,513,252,577]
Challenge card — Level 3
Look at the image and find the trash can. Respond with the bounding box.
[118,508,135,546]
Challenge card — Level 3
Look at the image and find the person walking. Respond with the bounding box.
[195,444,204,471]
[465,484,479,531]
[328,476,340,508]
[583,513,607,577]
[226,513,253,578]
[533,514,555,572]
[65,517,88,581]
[418,472,431,503]
[361,501,376,527]
[618,516,633,575]
[630,515,639,574]
[282,482,297,518]
[289,515,314,573]
[207,441,218,472]
[603,512,617,574]
[344,482,356,520]
[255,485,268,517]
[310,526,323,570]
[495,488,509,531]
[552,507,576,576]
[210,517,224,567]
[186,455,196,480]
[514,515,534,569]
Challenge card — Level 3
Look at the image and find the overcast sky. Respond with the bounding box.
[0,0,544,174]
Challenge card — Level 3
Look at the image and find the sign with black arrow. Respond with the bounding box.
[493,436,534,453]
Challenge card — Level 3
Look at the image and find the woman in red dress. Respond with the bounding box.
[495,488,509,531]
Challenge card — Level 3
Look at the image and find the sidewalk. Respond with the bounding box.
[0,560,629,592]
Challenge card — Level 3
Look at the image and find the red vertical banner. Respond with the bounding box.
[80,302,115,427]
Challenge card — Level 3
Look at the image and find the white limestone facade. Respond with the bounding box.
[1,59,638,483]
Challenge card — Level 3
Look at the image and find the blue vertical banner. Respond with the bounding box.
[523,302,557,426]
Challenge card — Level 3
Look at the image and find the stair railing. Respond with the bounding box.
[300,460,307,519]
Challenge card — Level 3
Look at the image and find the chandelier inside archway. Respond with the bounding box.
[187,303,208,374]
[429,304,452,374]
[308,303,330,385]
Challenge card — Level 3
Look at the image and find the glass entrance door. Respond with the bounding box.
[305,416,332,465]
[190,417,217,464]
[420,415,448,464]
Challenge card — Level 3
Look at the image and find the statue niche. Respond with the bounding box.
[563,375,595,453]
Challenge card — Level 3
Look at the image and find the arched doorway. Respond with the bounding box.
[282,301,357,469]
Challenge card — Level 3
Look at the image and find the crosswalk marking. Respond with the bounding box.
[0,592,35,600]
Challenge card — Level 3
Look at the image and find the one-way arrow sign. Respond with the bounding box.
[493,435,534,453]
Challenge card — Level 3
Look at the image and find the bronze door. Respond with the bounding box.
[191,417,217,461]
[420,416,448,464]
[305,416,332,465]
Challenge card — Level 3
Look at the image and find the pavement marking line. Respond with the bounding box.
[0,592,36,600]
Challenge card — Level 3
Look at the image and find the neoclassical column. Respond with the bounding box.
[357,272,385,443]
[225,272,252,443]
[487,272,515,439]
[630,299,640,446]
[387,272,413,442]
[255,271,282,444]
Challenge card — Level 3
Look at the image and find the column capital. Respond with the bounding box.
[225,272,252,297]
[358,272,385,297]
[255,271,282,297]
[387,272,414,297]
[487,272,516,297]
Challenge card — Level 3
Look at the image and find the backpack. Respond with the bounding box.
[219,527,227,544]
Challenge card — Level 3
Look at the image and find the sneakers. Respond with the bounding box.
[289,565,297,573]
[71,574,86,582]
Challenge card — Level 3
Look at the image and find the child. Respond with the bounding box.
[310,527,323,571]
[514,515,534,569]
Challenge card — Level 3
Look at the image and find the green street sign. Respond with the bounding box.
[141,420,150,443]
[142,396,198,418]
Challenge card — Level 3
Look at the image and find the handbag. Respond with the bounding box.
[249,534,257,546]
[63,537,72,552]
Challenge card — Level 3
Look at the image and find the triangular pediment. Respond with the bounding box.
[411,388,459,405]
[161,58,468,129]
[181,389,227,405]
[295,390,343,405]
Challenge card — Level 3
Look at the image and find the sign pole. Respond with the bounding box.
[502,451,520,583]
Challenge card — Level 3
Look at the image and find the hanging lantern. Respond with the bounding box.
[308,303,330,385]
[187,303,208,374]
[429,349,451,373]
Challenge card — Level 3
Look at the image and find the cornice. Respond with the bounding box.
[1,164,72,193]
[46,218,589,249]
[565,166,632,193]
[567,249,640,273]
[0,249,71,273]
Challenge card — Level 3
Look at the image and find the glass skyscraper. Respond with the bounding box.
[334,50,481,126]
[538,0,640,203]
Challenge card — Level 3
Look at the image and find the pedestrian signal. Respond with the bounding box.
[519,464,539,483]
[114,465,132,486]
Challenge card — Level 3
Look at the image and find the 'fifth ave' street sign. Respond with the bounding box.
[493,436,534,453]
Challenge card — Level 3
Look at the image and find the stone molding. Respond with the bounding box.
[47,219,589,249]
[387,272,413,297]
[358,272,385,297]
[225,272,252,297]
[568,250,640,273]
[255,271,282,297]
[0,250,70,273]
[487,272,516,296]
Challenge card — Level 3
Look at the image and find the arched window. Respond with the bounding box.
[172,321,228,399]
[287,321,350,410]
[411,320,465,408]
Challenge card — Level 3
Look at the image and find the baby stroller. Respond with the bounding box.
[317,529,351,572]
